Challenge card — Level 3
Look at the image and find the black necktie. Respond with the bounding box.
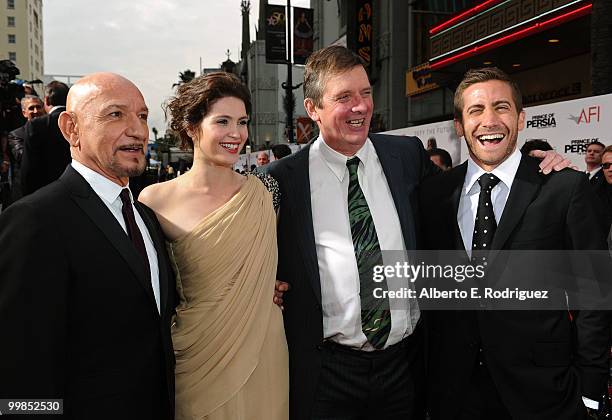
[471,174,501,264]
[347,157,391,349]
[119,188,150,274]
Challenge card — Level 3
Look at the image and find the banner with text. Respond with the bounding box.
[384,93,612,170]
[265,4,287,64]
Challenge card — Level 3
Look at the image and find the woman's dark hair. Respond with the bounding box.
[165,72,251,149]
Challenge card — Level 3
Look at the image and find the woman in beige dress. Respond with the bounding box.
[139,72,288,420]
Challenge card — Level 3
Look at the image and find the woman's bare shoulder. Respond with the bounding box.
[138,179,180,213]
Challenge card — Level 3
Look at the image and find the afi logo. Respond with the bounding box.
[569,106,601,124]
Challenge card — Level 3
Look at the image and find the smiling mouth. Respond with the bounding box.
[347,118,365,128]
[220,143,240,152]
[477,133,505,146]
[117,144,144,153]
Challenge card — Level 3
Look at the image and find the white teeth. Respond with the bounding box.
[220,143,239,151]
[478,134,504,141]
[347,119,364,127]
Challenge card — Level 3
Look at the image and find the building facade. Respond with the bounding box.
[1,0,44,81]
[309,0,602,130]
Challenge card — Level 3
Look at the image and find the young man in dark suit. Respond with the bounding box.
[0,73,176,419]
[20,81,71,196]
[585,141,605,186]
[420,68,610,419]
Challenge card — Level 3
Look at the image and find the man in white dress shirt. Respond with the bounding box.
[585,141,605,184]
[269,44,437,420]
[0,73,176,419]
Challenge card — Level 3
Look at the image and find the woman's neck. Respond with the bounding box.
[181,158,240,191]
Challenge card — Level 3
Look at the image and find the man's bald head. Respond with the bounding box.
[67,72,145,115]
[59,72,150,186]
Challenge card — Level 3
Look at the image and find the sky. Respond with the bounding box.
[43,0,309,138]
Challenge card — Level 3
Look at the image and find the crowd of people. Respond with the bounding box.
[0,81,71,208]
[0,44,610,420]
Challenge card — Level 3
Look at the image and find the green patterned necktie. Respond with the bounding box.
[347,156,391,349]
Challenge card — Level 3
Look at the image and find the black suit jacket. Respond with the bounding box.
[8,124,26,163]
[0,166,176,420]
[268,134,436,420]
[420,155,610,420]
[590,167,604,186]
[7,124,26,203]
[589,168,612,228]
[20,107,71,196]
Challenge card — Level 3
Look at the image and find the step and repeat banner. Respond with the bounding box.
[384,93,612,170]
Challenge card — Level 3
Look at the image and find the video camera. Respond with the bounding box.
[0,59,25,133]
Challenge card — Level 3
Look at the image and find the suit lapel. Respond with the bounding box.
[284,145,322,303]
[449,162,468,253]
[60,166,159,312]
[492,156,542,250]
[371,135,416,250]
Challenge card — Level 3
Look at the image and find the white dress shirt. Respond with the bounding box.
[587,167,602,180]
[71,160,161,312]
[309,136,419,350]
[457,149,521,257]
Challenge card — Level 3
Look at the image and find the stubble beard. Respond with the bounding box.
[467,132,517,168]
[109,155,146,178]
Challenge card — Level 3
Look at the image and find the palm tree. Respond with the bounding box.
[172,70,196,88]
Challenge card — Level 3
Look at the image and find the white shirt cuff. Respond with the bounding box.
[583,396,599,410]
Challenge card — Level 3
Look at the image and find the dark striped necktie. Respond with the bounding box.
[347,157,391,349]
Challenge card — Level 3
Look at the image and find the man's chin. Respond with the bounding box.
[112,162,146,178]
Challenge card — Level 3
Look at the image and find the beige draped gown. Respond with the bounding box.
[170,175,288,419]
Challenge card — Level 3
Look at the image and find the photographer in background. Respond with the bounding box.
[0,60,26,211]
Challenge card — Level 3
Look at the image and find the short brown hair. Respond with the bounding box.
[45,80,69,106]
[166,72,251,149]
[587,141,605,150]
[603,145,612,156]
[303,45,365,108]
[454,67,523,121]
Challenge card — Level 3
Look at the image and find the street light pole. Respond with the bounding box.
[285,0,295,143]
[280,0,303,144]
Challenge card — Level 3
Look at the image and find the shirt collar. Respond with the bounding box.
[588,167,602,177]
[71,159,130,205]
[314,135,371,182]
[49,105,64,114]
[464,148,522,196]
